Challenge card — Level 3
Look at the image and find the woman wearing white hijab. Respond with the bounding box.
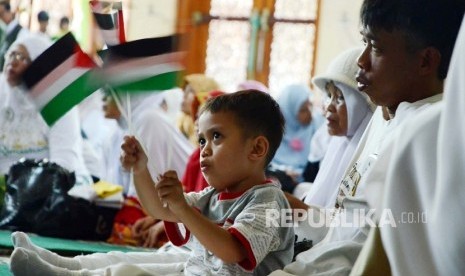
[0,34,92,184]
[361,17,465,276]
[102,89,194,197]
[287,47,375,245]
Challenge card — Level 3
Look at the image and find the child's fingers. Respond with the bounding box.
[163,170,178,179]
[157,185,176,198]
[132,220,143,232]
[121,135,142,153]
[121,141,137,154]
[155,176,180,189]
[120,152,138,169]
[156,176,182,208]
[157,186,176,208]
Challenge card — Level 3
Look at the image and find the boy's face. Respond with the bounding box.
[357,27,420,112]
[297,100,312,126]
[102,94,121,119]
[197,111,256,192]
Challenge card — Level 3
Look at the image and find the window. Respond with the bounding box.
[177,0,320,96]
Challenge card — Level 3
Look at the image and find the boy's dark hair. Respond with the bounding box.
[200,90,285,167]
[60,16,70,27]
[360,0,465,80]
[0,1,11,11]
[37,10,49,22]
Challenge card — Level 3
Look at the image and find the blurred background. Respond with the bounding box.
[7,0,363,97]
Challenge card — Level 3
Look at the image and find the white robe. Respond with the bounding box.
[364,16,465,276]
[102,92,194,196]
[272,93,442,276]
[294,83,374,245]
[0,75,91,182]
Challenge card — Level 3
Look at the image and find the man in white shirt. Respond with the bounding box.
[362,15,465,276]
[271,0,465,274]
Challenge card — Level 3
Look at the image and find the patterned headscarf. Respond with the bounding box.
[5,34,51,72]
[184,74,220,119]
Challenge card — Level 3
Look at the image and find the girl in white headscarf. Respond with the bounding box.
[101,89,193,197]
[0,34,92,184]
[101,88,194,246]
[286,47,375,245]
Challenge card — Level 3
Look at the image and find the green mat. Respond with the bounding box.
[0,230,152,256]
[0,262,11,276]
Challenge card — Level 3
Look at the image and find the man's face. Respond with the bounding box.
[0,5,7,22]
[356,27,420,113]
[39,21,48,32]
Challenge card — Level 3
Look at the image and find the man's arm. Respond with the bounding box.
[285,192,310,210]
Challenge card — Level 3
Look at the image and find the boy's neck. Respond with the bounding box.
[223,172,267,193]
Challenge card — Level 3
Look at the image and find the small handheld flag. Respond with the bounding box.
[99,35,185,92]
[90,0,126,46]
[23,33,100,126]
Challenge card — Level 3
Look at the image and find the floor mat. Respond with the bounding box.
[0,230,152,256]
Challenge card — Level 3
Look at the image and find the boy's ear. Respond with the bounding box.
[249,136,269,161]
[418,47,441,76]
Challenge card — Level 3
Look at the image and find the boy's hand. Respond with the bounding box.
[132,216,157,239]
[132,217,165,248]
[141,221,166,248]
[120,136,148,175]
[156,171,189,214]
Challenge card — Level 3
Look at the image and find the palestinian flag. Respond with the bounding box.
[100,35,184,92]
[23,33,100,126]
[90,0,126,46]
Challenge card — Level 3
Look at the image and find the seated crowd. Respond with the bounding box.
[1,0,464,275]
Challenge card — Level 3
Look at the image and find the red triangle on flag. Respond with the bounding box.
[75,46,96,69]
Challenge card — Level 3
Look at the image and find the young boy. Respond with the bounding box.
[10,90,294,275]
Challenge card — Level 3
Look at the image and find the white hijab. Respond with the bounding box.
[0,34,91,182]
[364,17,465,276]
[160,87,183,125]
[109,91,194,196]
[6,34,51,67]
[302,47,374,208]
[307,124,331,163]
[304,83,373,208]
[102,91,165,195]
